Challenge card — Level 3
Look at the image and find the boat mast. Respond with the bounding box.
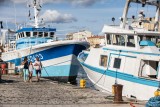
[120,0,131,29]
[154,2,160,31]
[33,0,41,28]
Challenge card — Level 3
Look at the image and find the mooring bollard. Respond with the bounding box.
[154,89,160,96]
[112,84,123,103]
[80,79,86,88]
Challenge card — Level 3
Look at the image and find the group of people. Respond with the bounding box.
[22,57,42,82]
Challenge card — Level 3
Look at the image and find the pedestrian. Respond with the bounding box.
[28,61,34,82]
[21,57,29,82]
[34,57,42,82]
[138,10,145,21]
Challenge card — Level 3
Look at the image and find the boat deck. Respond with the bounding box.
[0,75,145,107]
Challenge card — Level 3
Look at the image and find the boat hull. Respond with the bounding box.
[80,62,159,100]
[2,41,89,83]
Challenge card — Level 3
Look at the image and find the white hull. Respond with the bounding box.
[78,46,160,100]
[82,65,157,100]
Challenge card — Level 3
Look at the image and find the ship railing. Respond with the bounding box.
[107,17,156,31]
[54,37,87,42]
[126,18,156,31]
[3,43,16,52]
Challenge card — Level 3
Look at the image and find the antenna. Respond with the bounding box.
[112,17,115,25]
[154,2,160,31]
[13,2,17,30]
[27,0,43,28]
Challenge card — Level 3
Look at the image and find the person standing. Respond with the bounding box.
[34,57,42,82]
[21,57,29,82]
[28,61,34,83]
[138,10,145,21]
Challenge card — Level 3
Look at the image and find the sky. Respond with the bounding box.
[0,0,157,36]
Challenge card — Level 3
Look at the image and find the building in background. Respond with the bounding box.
[0,29,16,45]
[87,36,105,48]
[66,30,106,48]
[66,30,92,40]
[0,29,16,52]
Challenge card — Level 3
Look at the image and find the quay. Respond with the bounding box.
[0,75,145,107]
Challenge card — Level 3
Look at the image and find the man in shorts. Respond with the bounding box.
[34,57,42,82]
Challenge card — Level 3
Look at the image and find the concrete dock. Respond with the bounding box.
[0,75,145,107]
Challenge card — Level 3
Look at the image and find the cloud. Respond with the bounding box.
[40,10,77,23]
[0,0,5,4]
[71,0,98,7]
[0,0,9,6]
[43,0,99,6]
[10,0,102,7]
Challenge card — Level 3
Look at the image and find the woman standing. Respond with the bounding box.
[21,57,29,82]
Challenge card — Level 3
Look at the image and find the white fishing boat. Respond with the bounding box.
[78,0,160,100]
[1,0,89,83]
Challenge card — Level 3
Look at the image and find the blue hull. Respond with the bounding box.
[9,44,87,83]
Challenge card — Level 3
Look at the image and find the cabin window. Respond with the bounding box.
[50,32,54,37]
[139,60,158,79]
[18,33,20,38]
[21,32,24,37]
[99,55,108,67]
[26,32,30,37]
[113,35,125,46]
[113,58,121,69]
[19,33,21,38]
[19,34,21,38]
[33,32,38,36]
[139,35,159,45]
[44,32,48,37]
[119,35,126,46]
[17,34,20,39]
[126,35,135,47]
[151,38,157,44]
[106,34,112,45]
[38,32,43,37]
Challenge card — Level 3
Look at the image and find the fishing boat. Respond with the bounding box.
[1,0,89,83]
[78,0,160,100]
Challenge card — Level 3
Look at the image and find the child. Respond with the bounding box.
[28,61,34,82]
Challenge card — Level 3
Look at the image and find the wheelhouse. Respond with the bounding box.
[16,28,56,39]
[105,33,136,47]
[16,28,56,49]
[104,31,160,48]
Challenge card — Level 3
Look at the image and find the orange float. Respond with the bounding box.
[1,63,7,75]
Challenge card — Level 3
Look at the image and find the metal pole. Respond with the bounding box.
[154,3,160,31]
[120,0,131,29]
